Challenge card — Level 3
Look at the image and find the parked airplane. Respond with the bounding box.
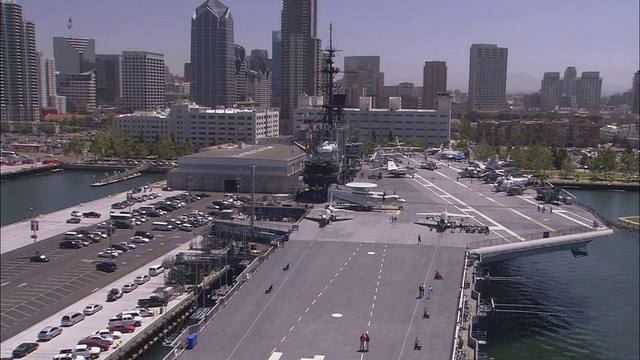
[305,205,354,227]
[423,143,445,156]
[369,146,405,162]
[459,155,500,178]
[372,160,418,177]
[414,210,474,232]
[329,182,406,210]
[384,136,422,153]
[492,176,532,192]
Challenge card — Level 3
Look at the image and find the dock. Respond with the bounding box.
[90,164,148,187]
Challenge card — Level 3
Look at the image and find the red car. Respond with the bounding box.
[108,323,135,333]
[77,338,110,351]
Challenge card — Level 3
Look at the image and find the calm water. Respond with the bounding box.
[477,190,640,360]
[0,170,165,227]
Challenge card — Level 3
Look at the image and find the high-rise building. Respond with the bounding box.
[422,61,447,110]
[468,44,508,112]
[95,54,121,104]
[540,72,561,112]
[57,71,96,113]
[247,50,271,107]
[38,53,57,108]
[281,0,321,128]
[1,0,40,121]
[563,66,577,96]
[576,71,602,112]
[53,36,96,74]
[343,56,382,108]
[190,0,235,108]
[271,31,282,108]
[235,44,247,102]
[121,51,165,112]
[632,70,639,114]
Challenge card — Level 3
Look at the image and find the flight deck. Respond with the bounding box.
[180,160,602,360]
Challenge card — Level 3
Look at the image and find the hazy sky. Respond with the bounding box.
[17,0,640,93]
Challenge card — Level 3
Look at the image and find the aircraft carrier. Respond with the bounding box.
[180,158,607,360]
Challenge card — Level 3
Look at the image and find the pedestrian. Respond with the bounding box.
[364,332,370,352]
[427,285,433,299]
[418,283,425,298]
[541,206,546,213]
[549,206,553,214]
[417,234,421,245]
[537,204,540,212]
[456,176,459,182]
[360,333,365,352]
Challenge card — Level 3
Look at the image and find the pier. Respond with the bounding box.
[90,164,149,187]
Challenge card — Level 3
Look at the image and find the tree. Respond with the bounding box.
[509,146,528,169]
[362,139,378,157]
[619,152,639,181]
[370,129,377,143]
[387,130,394,144]
[597,147,617,180]
[473,141,495,161]
[176,139,196,157]
[527,145,554,175]
[134,142,149,159]
[458,117,475,141]
[406,136,423,149]
[63,136,85,162]
[560,156,577,179]
[152,137,176,160]
[552,147,569,170]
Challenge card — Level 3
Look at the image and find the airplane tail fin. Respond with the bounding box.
[485,155,499,170]
[387,160,398,171]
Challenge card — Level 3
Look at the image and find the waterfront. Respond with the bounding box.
[477,189,640,360]
[0,170,165,227]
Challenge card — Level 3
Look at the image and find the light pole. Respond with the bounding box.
[107,221,114,260]
[186,176,193,210]
[30,207,39,255]
[235,171,241,200]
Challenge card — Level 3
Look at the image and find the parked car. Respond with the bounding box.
[11,342,39,358]
[77,338,109,352]
[134,231,154,240]
[67,217,81,224]
[130,236,149,244]
[82,211,101,218]
[93,328,122,340]
[29,254,49,262]
[179,223,194,232]
[83,335,113,345]
[95,261,116,273]
[110,243,131,252]
[91,231,108,239]
[108,323,135,333]
[60,312,85,326]
[137,296,168,308]
[133,274,150,285]
[60,240,82,249]
[70,211,82,217]
[83,303,103,316]
[122,283,138,293]
[132,307,153,317]
[37,326,62,341]
[106,288,122,302]
[96,222,115,231]
[71,344,100,359]
[97,250,118,258]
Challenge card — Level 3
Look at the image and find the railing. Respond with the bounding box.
[570,198,612,228]
[467,226,598,251]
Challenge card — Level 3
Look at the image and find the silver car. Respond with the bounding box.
[37,325,62,341]
[83,303,103,315]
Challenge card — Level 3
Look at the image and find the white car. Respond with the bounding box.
[97,250,118,258]
[179,223,193,232]
[130,236,149,244]
[122,283,138,293]
[132,307,153,317]
[83,304,103,316]
[70,211,82,217]
[93,328,122,340]
[90,231,108,239]
[134,274,150,285]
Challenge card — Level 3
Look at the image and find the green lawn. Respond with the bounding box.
[625,217,640,224]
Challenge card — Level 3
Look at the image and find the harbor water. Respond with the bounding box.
[1,172,638,359]
[477,189,639,360]
[0,170,165,227]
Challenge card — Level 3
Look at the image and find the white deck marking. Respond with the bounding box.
[269,351,283,359]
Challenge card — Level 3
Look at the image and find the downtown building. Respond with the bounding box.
[633,70,639,114]
[540,72,562,112]
[95,54,122,104]
[271,30,282,108]
[468,44,508,112]
[190,0,236,108]
[280,0,321,130]
[576,71,602,112]
[113,99,279,148]
[476,118,600,147]
[56,71,96,113]
[293,94,452,148]
[246,49,272,107]
[53,36,96,74]
[343,56,382,108]
[38,53,57,109]
[1,0,40,121]
[422,61,447,110]
[121,51,166,112]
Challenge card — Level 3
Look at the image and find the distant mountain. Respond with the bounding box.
[507,73,540,93]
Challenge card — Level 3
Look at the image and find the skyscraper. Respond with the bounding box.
[53,36,96,74]
[57,72,96,113]
[281,0,321,128]
[468,44,508,112]
[190,0,235,108]
[38,53,56,108]
[271,30,282,108]
[247,50,271,107]
[422,61,447,110]
[343,56,382,107]
[576,71,602,112]
[563,66,577,96]
[235,44,247,102]
[540,72,561,112]
[1,0,40,121]
[632,71,639,114]
[121,51,165,111]
[95,54,121,104]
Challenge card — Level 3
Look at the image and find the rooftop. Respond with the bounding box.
[185,144,305,161]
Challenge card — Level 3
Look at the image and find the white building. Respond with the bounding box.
[293,94,451,147]
[576,72,602,112]
[113,100,279,148]
[540,72,561,112]
[56,72,96,113]
[122,51,166,112]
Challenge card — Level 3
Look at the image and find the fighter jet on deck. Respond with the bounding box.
[414,210,473,232]
[305,205,354,227]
